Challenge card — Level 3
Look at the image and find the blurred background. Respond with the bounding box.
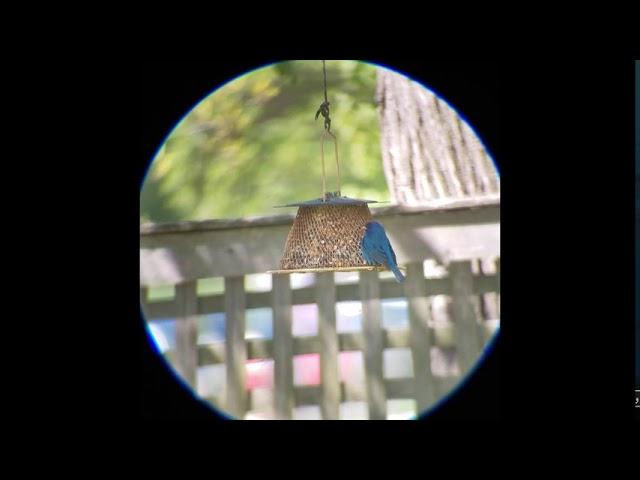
[140,61,387,223]
[140,60,501,420]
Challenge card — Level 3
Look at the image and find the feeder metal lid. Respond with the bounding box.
[274,191,380,208]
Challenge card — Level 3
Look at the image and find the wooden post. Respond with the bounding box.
[225,276,247,419]
[140,287,149,326]
[272,275,293,419]
[449,261,482,375]
[478,258,500,322]
[174,281,198,388]
[359,270,386,420]
[317,272,339,420]
[140,287,148,306]
[495,258,501,317]
[404,262,436,413]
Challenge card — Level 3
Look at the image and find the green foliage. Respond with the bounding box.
[140,60,389,223]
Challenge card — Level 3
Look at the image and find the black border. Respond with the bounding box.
[134,59,638,423]
[138,60,502,421]
[636,59,640,418]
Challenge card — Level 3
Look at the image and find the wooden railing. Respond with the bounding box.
[140,198,500,419]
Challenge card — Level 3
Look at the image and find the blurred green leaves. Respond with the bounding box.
[140,60,389,224]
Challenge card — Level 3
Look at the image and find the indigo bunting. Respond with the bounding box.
[361,221,405,283]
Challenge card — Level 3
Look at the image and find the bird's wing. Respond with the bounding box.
[371,237,390,265]
[383,241,398,270]
[375,232,398,270]
[370,249,388,265]
[361,237,372,264]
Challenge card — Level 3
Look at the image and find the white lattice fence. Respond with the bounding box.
[140,200,500,419]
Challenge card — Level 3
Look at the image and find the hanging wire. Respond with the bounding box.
[315,60,341,201]
[320,129,340,198]
[315,60,331,131]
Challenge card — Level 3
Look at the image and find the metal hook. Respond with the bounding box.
[320,129,341,201]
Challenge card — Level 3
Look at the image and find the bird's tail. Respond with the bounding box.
[391,265,405,283]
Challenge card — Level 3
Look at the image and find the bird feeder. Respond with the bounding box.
[269,192,386,274]
[269,61,386,275]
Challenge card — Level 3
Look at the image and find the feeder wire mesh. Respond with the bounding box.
[269,61,388,274]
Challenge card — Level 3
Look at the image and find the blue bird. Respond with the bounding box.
[361,221,405,283]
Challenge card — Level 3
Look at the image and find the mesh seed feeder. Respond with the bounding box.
[269,191,385,274]
[269,61,386,275]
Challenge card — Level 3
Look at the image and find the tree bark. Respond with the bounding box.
[376,68,499,205]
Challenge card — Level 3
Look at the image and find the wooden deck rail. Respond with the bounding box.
[140,200,500,419]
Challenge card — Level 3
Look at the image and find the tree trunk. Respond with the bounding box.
[376,68,500,205]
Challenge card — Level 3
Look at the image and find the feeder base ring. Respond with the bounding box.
[267,266,388,274]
